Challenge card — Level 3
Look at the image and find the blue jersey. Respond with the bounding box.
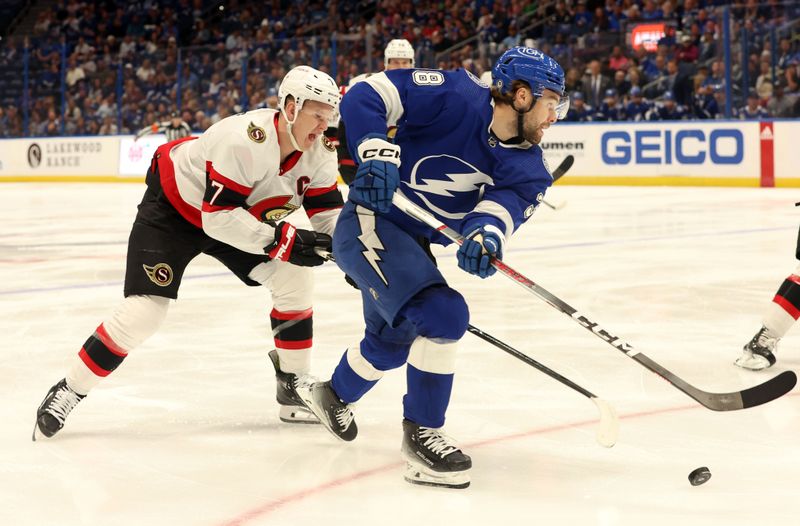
[625,100,651,121]
[340,68,553,246]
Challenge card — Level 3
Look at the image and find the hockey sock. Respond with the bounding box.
[764,272,800,338]
[66,295,169,395]
[403,337,457,428]
[270,308,312,375]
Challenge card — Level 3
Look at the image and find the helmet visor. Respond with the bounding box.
[555,94,570,120]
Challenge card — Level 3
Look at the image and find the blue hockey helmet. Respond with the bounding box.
[492,46,569,119]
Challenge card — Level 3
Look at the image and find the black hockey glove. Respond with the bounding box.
[265,222,332,267]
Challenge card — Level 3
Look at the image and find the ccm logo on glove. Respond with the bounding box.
[357,137,401,166]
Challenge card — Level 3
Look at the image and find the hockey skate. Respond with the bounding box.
[33,379,85,441]
[297,380,358,441]
[735,327,778,371]
[268,350,319,424]
[401,419,472,489]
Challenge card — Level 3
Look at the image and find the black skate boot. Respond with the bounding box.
[268,350,319,424]
[735,326,778,371]
[298,380,357,441]
[33,379,85,441]
[401,418,472,489]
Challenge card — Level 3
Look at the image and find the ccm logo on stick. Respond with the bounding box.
[601,129,743,165]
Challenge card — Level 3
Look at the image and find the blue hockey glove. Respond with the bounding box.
[350,134,401,214]
[457,225,504,278]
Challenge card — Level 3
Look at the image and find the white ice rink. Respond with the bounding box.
[1,182,799,526]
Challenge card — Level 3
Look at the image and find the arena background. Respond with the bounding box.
[1,1,799,185]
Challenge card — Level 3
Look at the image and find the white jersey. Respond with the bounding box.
[154,108,343,255]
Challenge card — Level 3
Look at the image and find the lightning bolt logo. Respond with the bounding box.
[356,206,388,286]
[404,155,493,219]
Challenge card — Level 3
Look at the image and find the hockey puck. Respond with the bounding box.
[688,467,711,486]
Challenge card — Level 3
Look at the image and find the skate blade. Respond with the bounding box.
[279,405,320,424]
[734,353,772,371]
[31,422,49,442]
[404,462,470,489]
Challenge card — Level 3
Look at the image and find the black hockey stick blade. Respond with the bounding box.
[634,355,797,411]
[552,154,574,182]
[739,370,797,410]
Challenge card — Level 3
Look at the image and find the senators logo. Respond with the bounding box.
[143,263,173,287]
[322,136,336,152]
[247,122,266,143]
[248,195,299,222]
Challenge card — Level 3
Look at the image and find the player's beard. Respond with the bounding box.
[523,119,546,145]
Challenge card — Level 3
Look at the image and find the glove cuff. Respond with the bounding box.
[463,223,505,253]
[356,135,401,167]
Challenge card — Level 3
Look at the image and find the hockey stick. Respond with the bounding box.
[541,155,573,210]
[540,198,566,211]
[467,324,618,447]
[551,154,574,182]
[391,191,798,411]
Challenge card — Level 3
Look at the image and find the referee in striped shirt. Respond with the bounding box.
[134,111,192,142]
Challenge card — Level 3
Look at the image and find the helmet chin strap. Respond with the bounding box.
[508,98,535,144]
[286,121,304,152]
[280,105,305,152]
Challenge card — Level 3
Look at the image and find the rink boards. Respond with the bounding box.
[0,120,797,186]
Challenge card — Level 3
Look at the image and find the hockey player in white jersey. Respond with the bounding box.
[33,66,344,440]
[336,39,415,183]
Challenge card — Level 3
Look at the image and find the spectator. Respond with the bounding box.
[500,25,521,51]
[583,59,610,108]
[39,109,61,136]
[649,58,679,98]
[698,29,717,63]
[777,38,800,71]
[573,1,592,35]
[594,88,625,121]
[693,83,720,119]
[676,34,700,64]
[136,58,156,83]
[98,115,119,135]
[756,60,775,100]
[564,91,593,122]
[607,3,627,31]
[608,45,630,72]
[647,91,688,120]
[641,0,664,21]
[739,90,770,119]
[625,86,651,121]
[564,66,584,96]
[612,69,631,98]
[767,84,797,118]
[65,55,86,87]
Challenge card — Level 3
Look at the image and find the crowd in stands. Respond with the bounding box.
[0,0,798,138]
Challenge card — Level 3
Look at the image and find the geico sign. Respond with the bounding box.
[601,129,744,164]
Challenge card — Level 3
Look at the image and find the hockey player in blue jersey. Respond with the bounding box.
[300,47,568,489]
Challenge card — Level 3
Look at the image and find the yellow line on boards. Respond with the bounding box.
[554,176,800,188]
[0,176,145,183]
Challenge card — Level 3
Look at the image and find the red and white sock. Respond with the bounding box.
[270,307,312,375]
[763,271,800,339]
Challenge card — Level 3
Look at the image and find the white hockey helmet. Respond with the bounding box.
[278,65,340,151]
[278,65,340,121]
[384,38,415,68]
